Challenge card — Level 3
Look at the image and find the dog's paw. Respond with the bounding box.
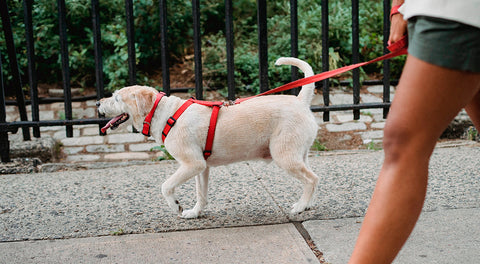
[290,202,307,214]
[181,209,200,219]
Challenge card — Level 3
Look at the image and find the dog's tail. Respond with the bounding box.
[275,57,315,106]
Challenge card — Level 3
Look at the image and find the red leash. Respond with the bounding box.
[236,36,408,103]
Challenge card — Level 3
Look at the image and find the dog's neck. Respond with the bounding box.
[140,95,186,143]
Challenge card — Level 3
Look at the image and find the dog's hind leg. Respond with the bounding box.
[288,163,318,214]
[272,149,319,214]
[161,161,207,216]
[181,167,210,219]
[303,153,318,209]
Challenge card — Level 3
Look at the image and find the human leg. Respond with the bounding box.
[465,91,480,129]
[348,55,480,264]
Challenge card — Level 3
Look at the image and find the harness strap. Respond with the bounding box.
[190,99,224,107]
[161,99,222,160]
[203,105,220,159]
[162,99,195,142]
[142,92,166,137]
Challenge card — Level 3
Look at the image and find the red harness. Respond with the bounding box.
[162,98,222,160]
[142,94,222,160]
[142,36,408,160]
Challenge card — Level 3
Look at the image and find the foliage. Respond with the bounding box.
[311,139,328,151]
[151,145,174,161]
[1,0,190,92]
[0,0,405,95]
[366,140,382,151]
[466,126,478,141]
[200,0,405,92]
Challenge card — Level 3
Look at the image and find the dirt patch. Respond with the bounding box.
[317,130,365,151]
[149,57,196,89]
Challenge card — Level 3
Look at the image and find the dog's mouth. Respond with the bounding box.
[101,113,129,133]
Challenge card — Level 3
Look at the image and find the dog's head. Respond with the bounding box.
[97,85,159,133]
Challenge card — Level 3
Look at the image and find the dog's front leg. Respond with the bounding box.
[161,161,206,216]
[181,167,209,219]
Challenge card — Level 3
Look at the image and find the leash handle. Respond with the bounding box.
[388,35,408,53]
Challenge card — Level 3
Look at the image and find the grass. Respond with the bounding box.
[151,145,175,161]
[360,111,373,117]
[365,140,382,151]
[311,139,328,151]
[110,228,125,236]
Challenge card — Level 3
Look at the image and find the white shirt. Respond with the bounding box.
[399,0,480,28]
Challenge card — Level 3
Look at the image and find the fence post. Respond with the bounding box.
[382,0,391,118]
[0,54,10,162]
[0,0,30,141]
[289,0,299,96]
[322,0,330,122]
[23,0,40,138]
[91,0,104,100]
[159,0,170,95]
[352,0,360,120]
[58,0,73,137]
[225,0,235,101]
[257,0,268,93]
[125,0,137,86]
[192,0,203,100]
[91,0,107,134]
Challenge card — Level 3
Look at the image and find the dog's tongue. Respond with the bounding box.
[101,114,123,133]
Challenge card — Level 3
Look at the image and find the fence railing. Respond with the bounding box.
[1,0,396,162]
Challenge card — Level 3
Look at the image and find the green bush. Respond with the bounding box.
[200,0,405,92]
[1,0,190,92]
[0,0,405,95]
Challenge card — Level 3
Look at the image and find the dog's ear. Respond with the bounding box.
[134,89,156,116]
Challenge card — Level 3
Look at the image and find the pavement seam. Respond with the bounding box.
[293,222,328,263]
[245,161,327,263]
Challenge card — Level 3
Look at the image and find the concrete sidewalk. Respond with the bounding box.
[1,141,479,263]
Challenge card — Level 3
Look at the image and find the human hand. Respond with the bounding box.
[388,2,407,45]
[389,14,407,45]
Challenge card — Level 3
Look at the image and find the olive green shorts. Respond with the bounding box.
[408,16,480,72]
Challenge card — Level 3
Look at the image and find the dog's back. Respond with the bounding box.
[203,58,318,166]
[203,95,316,165]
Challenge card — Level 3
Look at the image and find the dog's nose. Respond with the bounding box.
[96,101,101,107]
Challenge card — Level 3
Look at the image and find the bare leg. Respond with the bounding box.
[348,56,480,263]
[465,91,480,129]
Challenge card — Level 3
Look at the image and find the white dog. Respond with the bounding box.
[97,57,319,218]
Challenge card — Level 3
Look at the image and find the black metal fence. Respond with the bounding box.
[0,0,396,162]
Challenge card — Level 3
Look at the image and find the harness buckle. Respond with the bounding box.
[166,116,176,127]
[203,150,212,159]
